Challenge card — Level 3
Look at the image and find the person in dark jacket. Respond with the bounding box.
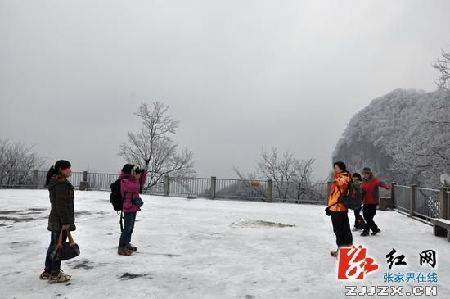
[351,173,365,231]
[360,167,391,237]
[327,161,353,257]
[118,164,147,256]
[39,160,75,283]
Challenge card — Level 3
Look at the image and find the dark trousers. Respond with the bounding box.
[362,204,378,233]
[44,231,62,274]
[331,211,353,247]
[119,212,137,248]
[353,206,363,227]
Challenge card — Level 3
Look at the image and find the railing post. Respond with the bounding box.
[410,184,417,217]
[210,176,216,199]
[164,175,170,197]
[267,179,273,202]
[391,182,397,208]
[33,170,39,189]
[390,182,396,208]
[79,171,89,191]
[439,187,449,220]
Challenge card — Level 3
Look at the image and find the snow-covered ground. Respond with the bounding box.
[0,189,448,299]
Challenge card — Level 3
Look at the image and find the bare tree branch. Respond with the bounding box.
[0,139,44,185]
[119,102,195,188]
[433,49,450,90]
[257,148,315,200]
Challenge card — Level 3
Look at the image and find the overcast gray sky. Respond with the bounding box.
[1,0,449,179]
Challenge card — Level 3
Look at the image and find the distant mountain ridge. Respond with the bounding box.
[333,88,450,187]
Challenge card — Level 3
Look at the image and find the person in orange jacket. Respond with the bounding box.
[327,161,353,257]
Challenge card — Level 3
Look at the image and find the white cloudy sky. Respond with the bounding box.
[0,0,449,179]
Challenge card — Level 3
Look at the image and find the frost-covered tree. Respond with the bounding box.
[333,89,449,187]
[258,148,315,200]
[433,49,450,90]
[392,90,449,183]
[0,139,44,186]
[231,148,316,201]
[119,102,195,188]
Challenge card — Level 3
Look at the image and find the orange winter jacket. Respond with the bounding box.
[327,171,352,212]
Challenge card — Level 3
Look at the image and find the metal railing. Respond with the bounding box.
[0,170,330,205]
[87,172,120,191]
[2,170,448,221]
[1,170,111,191]
[415,188,440,220]
[146,181,165,196]
[393,185,411,214]
[169,177,212,198]
[271,181,329,205]
[215,178,268,201]
[393,184,444,222]
[0,170,38,188]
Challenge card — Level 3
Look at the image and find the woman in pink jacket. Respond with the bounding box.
[118,164,147,256]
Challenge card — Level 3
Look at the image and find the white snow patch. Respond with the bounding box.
[0,189,449,299]
[230,218,296,228]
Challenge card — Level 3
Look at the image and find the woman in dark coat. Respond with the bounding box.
[39,160,75,283]
[352,173,365,230]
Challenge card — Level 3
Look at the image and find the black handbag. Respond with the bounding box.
[325,202,338,216]
[50,230,80,261]
[132,196,144,207]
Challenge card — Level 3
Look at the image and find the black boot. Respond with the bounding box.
[371,228,381,235]
[127,243,137,252]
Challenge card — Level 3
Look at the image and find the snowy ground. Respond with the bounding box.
[0,189,448,299]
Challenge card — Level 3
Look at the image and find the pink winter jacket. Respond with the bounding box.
[119,172,147,213]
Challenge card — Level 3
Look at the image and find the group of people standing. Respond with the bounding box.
[327,161,391,257]
[38,158,389,283]
[39,161,147,283]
